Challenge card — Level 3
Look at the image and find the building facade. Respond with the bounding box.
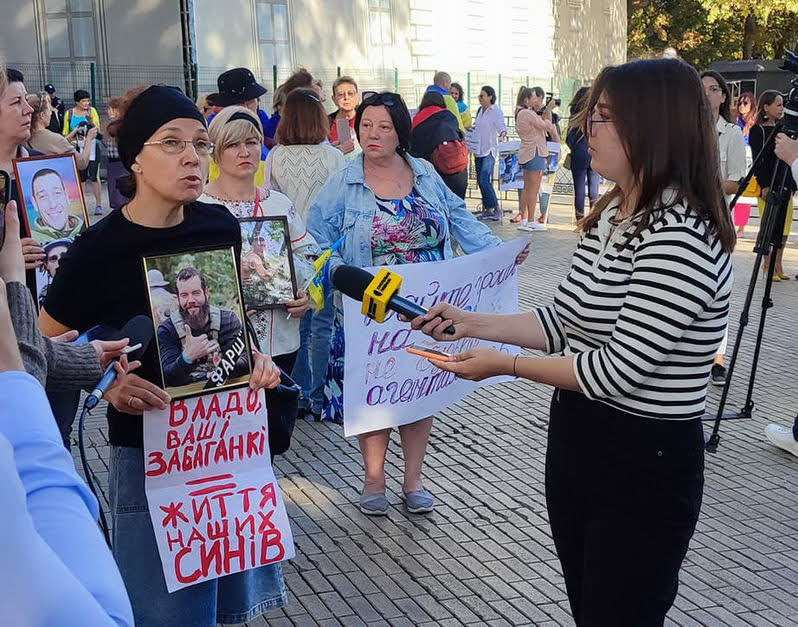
[1,0,626,111]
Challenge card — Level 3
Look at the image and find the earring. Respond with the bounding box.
[132,164,142,173]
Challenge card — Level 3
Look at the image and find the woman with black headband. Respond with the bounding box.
[39,85,285,626]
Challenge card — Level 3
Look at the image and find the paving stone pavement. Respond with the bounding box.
[74,202,798,627]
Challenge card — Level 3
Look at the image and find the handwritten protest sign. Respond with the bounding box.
[144,388,294,592]
[342,238,527,437]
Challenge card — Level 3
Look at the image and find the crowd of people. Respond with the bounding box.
[1,53,798,627]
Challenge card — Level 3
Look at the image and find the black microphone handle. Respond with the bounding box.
[390,295,456,335]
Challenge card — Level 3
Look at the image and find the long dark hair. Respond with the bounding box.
[736,91,756,137]
[700,70,732,122]
[567,86,591,132]
[581,59,735,253]
[754,89,782,125]
[276,88,328,145]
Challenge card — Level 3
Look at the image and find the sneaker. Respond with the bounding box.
[764,424,798,458]
[518,222,536,232]
[529,222,547,231]
[485,209,501,222]
[93,206,103,216]
[359,492,390,516]
[403,489,434,514]
[517,219,529,230]
[710,364,727,386]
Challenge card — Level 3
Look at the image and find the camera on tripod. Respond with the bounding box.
[778,50,798,138]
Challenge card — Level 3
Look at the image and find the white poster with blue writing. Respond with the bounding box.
[342,238,527,437]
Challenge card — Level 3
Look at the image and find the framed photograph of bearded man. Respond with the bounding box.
[238,216,298,310]
[143,246,253,401]
[12,153,88,309]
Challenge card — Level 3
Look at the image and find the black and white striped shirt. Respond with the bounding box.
[535,191,733,420]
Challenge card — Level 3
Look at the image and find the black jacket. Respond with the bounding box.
[410,107,463,162]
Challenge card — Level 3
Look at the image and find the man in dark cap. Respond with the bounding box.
[44,84,65,134]
[211,67,273,150]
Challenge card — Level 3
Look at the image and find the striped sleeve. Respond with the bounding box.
[572,224,718,400]
[533,306,567,354]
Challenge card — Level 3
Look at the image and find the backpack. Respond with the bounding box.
[432,139,468,174]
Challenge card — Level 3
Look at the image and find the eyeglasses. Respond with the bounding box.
[363,92,398,107]
[142,138,214,156]
[587,109,614,137]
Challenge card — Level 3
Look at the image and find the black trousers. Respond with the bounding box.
[440,168,468,199]
[272,350,298,379]
[545,389,704,627]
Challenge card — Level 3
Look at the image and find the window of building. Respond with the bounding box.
[256,0,292,71]
[42,0,98,61]
[368,0,393,47]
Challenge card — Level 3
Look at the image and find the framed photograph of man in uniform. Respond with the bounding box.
[238,216,297,310]
[12,153,88,308]
[143,246,253,401]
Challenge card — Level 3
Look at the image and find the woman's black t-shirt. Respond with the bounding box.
[44,201,241,448]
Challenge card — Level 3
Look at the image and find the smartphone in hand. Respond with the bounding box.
[406,344,454,362]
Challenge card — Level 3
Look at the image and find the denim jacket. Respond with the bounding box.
[307,152,501,274]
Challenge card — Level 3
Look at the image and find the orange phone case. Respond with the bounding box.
[406,346,454,361]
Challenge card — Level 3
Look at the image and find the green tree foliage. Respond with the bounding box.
[628,0,798,68]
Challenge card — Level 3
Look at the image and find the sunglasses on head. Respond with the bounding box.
[362,92,398,107]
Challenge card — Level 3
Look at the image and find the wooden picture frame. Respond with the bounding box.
[238,216,298,310]
[12,153,88,309]
[142,245,253,401]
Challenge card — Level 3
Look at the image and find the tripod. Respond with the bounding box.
[705,128,794,453]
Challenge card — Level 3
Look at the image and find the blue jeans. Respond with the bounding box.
[292,293,335,411]
[109,446,286,626]
[475,154,498,210]
[571,164,600,219]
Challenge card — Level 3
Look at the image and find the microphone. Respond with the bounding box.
[83,315,155,410]
[331,265,456,335]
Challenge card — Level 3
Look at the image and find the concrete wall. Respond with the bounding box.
[0,0,41,64]
[101,0,184,66]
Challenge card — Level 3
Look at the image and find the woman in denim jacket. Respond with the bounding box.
[308,92,527,516]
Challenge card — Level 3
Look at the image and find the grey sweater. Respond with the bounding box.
[7,281,102,392]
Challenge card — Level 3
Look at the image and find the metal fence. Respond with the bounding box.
[9,61,588,122]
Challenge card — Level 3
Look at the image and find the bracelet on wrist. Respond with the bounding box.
[512,354,519,378]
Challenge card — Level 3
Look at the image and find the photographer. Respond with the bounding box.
[411,59,734,625]
[64,90,103,216]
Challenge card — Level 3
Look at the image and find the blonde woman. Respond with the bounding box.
[201,106,319,374]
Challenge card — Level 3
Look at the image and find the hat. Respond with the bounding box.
[74,89,90,102]
[43,238,73,254]
[215,68,267,106]
[116,85,206,171]
[44,84,56,95]
[147,268,169,287]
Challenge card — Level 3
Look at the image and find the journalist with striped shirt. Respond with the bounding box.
[411,59,735,626]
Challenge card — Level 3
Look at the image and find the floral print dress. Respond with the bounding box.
[323,188,446,424]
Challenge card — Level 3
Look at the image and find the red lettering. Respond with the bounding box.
[191,397,207,422]
[166,449,182,474]
[187,526,205,546]
[235,514,256,537]
[145,451,167,477]
[224,535,246,573]
[160,501,189,529]
[207,394,222,418]
[224,391,243,418]
[181,446,194,471]
[192,496,212,524]
[213,438,228,464]
[169,399,188,427]
[246,389,261,413]
[166,430,180,449]
[257,510,275,531]
[183,424,196,446]
[197,421,216,441]
[259,529,285,564]
[238,487,257,512]
[259,483,277,509]
[199,539,222,578]
[246,431,260,457]
[207,519,228,541]
[174,547,201,584]
[166,529,184,552]
[229,435,244,460]
[210,492,234,518]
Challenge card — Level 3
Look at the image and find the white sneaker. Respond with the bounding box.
[517,219,529,230]
[530,222,547,231]
[519,222,536,232]
[764,424,798,458]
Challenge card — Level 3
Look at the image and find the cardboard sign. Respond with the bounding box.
[144,388,294,592]
[342,239,527,437]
